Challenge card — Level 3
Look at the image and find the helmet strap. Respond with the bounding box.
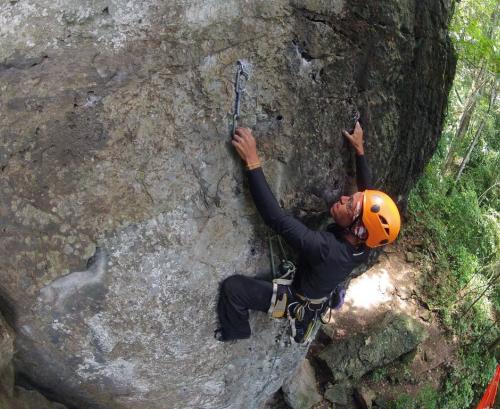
[344,215,366,245]
[341,225,364,247]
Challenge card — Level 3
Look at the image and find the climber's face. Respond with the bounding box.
[330,192,364,227]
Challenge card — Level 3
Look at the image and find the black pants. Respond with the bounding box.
[217,275,273,340]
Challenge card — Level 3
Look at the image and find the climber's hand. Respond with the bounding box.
[342,121,364,155]
[232,127,260,164]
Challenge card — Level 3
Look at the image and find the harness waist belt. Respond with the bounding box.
[295,293,328,305]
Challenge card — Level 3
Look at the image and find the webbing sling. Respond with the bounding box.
[268,279,292,318]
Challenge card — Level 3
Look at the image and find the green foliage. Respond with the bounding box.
[388,386,439,409]
[389,394,413,409]
[443,0,499,197]
[408,164,498,294]
[439,347,497,409]
[408,155,499,407]
[450,0,499,74]
[371,367,387,383]
[405,2,499,407]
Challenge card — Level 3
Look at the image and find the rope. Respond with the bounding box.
[268,235,277,278]
[277,235,287,261]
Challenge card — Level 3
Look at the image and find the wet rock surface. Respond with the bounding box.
[1,1,454,408]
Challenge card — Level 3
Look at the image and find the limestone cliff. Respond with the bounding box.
[0,1,454,408]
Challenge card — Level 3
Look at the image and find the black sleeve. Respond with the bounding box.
[246,167,331,264]
[356,154,374,191]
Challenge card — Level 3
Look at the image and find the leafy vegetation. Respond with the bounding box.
[388,386,440,409]
[404,0,499,407]
[371,368,388,383]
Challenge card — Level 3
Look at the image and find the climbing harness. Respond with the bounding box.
[267,234,328,344]
[266,234,348,343]
[287,292,329,343]
[257,238,349,399]
[231,60,249,137]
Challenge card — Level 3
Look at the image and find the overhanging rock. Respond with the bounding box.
[0,1,454,408]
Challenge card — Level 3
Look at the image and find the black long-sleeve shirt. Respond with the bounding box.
[247,155,373,299]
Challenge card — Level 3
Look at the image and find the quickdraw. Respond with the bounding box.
[231,60,249,137]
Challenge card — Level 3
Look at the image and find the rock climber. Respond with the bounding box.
[216,121,401,343]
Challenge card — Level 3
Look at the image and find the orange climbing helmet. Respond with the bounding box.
[362,190,401,248]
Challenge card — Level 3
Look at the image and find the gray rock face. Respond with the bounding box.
[354,385,376,409]
[2,387,69,409]
[0,1,453,408]
[324,382,352,405]
[1,313,68,409]
[282,359,322,409]
[318,313,427,381]
[0,315,14,374]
